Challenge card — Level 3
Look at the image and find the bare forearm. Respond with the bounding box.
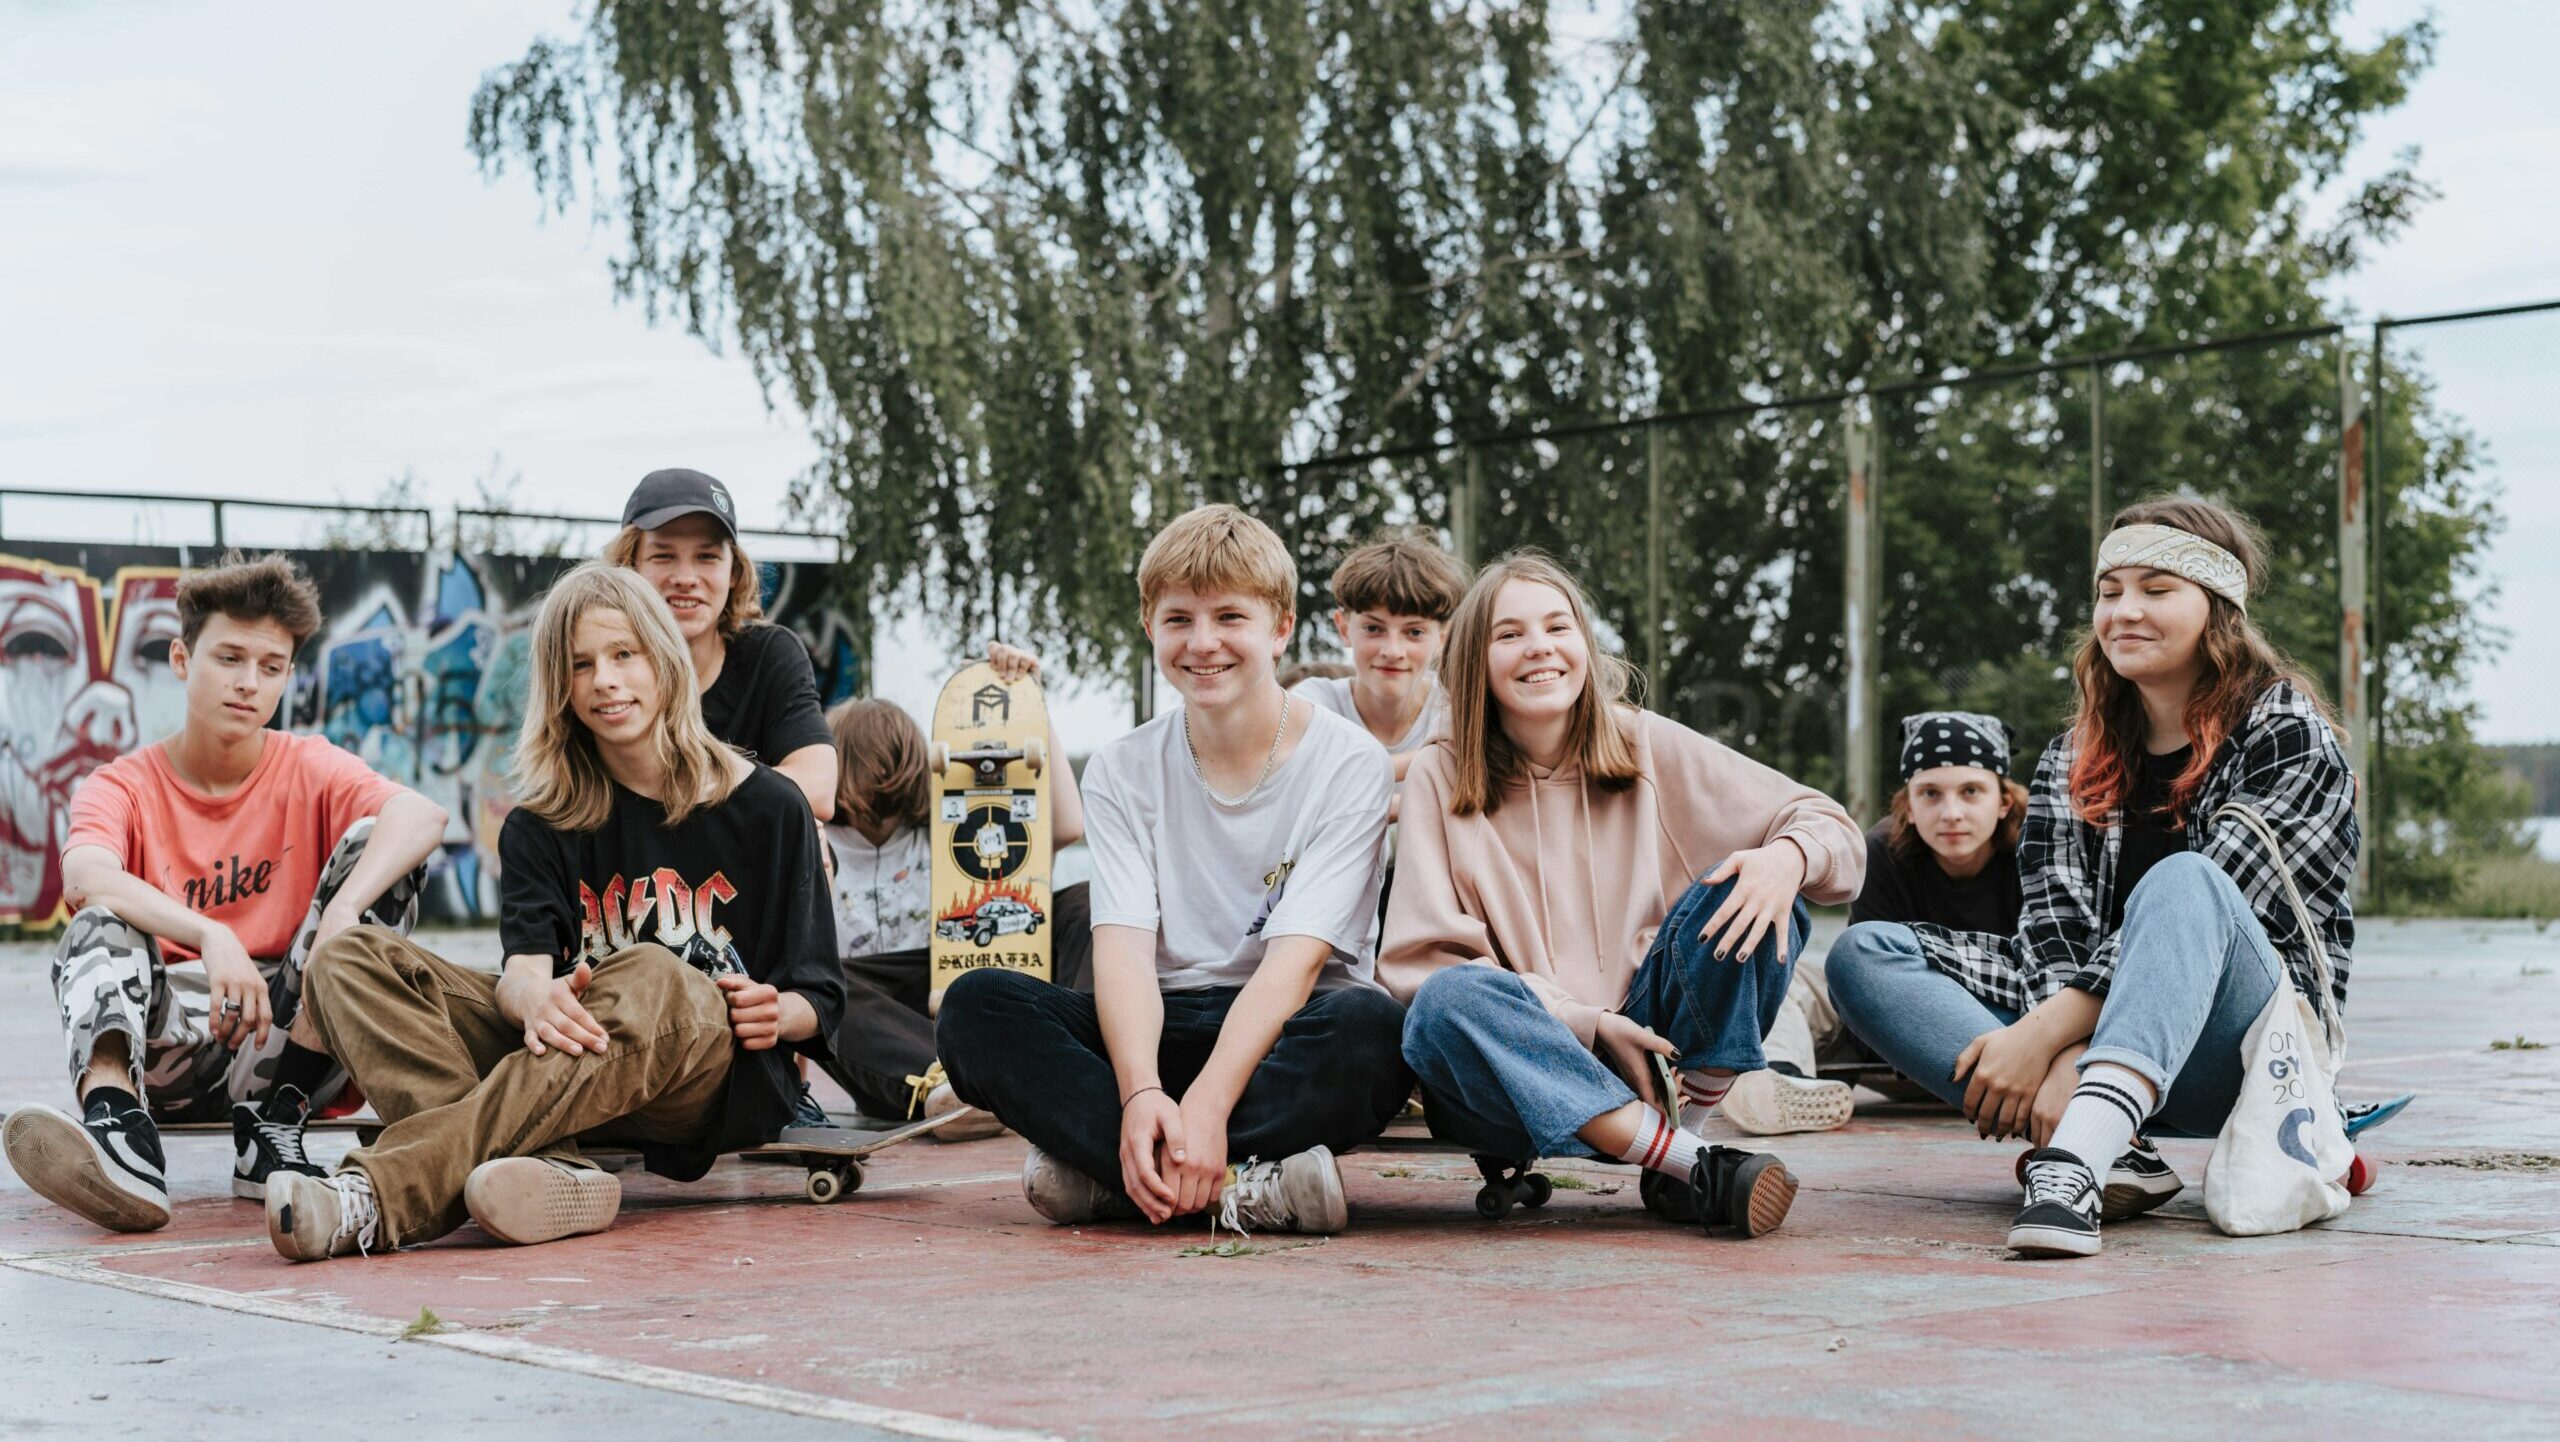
[1048,719,1084,848]
[2015,987,2101,1052]
[1093,928,1165,1100]
[329,793,447,917]
[775,745,838,822]
[776,990,820,1044]
[1185,940,1325,1113]
[62,850,223,951]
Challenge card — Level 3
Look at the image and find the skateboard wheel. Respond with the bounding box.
[1023,737,1047,776]
[840,1160,865,1195]
[807,1167,844,1204]
[929,741,951,775]
[2346,1152,2375,1196]
[1520,1173,1554,1208]
[1474,1184,1513,1221]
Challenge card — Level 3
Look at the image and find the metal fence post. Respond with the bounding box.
[2338,340,2372,904]
[2088,360,2107,560]
[1844,403,1881,822]
[1646,421,1665,698]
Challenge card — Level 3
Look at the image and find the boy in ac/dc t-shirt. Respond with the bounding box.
[265,564,842,1260]
[3,554,448,1234]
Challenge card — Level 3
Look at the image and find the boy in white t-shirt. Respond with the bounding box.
[937,505,1409,1235]
[1289,532,1468,822]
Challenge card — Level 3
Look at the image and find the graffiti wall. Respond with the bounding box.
[0,544,864,926]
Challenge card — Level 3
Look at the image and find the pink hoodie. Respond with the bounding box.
[1379,708,1863,1043]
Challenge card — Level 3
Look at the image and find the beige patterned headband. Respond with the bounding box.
[2097,524,2249,612]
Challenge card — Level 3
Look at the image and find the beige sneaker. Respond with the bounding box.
[925,1082,1004,1142]
[267,1169,382,1261]
[1216,1145,1348,1236]
[1719,1069,1854,1136]
[463,1157,622,1246]
[1021,1144,1139,1224]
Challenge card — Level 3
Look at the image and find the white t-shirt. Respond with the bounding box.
[825,822,934,959]
[1289,674,1447,756]
[1082,702,1393,992]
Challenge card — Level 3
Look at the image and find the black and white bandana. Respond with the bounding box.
[1899,711,2011,780]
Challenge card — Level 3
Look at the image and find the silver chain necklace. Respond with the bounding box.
[1185,693,1291,808]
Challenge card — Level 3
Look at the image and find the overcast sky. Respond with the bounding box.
[2,1,2555,740]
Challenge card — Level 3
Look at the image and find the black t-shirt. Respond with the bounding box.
[2108,744,2194,931]
[701,623,832,766]
[1848,821,2022,937]
[498,764,844,1180]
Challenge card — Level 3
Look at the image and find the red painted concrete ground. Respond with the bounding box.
[7,916,2558,1440]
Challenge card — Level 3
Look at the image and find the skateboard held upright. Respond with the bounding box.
[927,660,1054,1012]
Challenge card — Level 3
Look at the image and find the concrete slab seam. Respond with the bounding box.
[5,1253,1059,1442]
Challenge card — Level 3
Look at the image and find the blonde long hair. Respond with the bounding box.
[1439,551,1643,815]
[514,563,741,831]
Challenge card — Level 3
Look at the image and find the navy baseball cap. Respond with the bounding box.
[622,468,739,537]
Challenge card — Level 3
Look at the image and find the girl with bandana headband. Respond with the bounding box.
[1826,496,2362,1259]
[1726,712,2030,1137]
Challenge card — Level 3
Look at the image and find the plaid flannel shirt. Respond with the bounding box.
[1909,681,2358,1017]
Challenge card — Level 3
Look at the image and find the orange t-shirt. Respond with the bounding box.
[64,732,404,961]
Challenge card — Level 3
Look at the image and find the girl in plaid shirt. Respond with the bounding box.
[1828,496,2358,1258]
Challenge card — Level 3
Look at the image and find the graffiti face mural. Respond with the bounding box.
[0,542,863,926]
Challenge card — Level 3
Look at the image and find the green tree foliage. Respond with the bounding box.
[471,2,2514,899]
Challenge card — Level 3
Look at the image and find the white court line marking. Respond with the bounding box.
[6,1253,1055,1442]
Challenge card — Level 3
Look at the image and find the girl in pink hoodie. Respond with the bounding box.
[1380,553,1863,1235]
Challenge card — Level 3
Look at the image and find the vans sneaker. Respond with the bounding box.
[232,1084,325,1200]
[463,1157,623,1246]
[1693,1144,1798,1237]
[1718,1069,1854,1136]
[3,1098,171,1233]
[2102,1137,2183,1221]
[267,1168,381,1260]
[1216,1146,1348,1237]
[1021,1145,1140,1225]
[2009,1147,2103,1257]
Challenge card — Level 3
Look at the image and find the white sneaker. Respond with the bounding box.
[267,1169,382,1261]
[463,1157,622,1246]
[924,1082,1004,1142]
[1020,1144,1138,1225]
[1718,1069,1854,1136]
[1216,1146,1348,1237]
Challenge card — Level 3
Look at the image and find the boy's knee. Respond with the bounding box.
[934,968,1041,1047]
[304,924,404,1001]
[1327,985,1407,1051]
[59,905,144,960]
[2127,851,2230,912]
[1822,922,1916,1012]
[1405,965,1510,1035]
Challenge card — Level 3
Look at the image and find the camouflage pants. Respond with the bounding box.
[50,818,426,1122]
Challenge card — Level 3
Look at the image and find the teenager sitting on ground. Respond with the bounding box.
[937,505,1411,1236]
[1380,553,1864,1237]
[1292,532,1469,824]
[821,649,1089,1137]
[1723,711,2028,1136]
[3,554,447,1232]
[1827,496,2359,1258]
[608,466,841,1126]
[266,563,843,1259]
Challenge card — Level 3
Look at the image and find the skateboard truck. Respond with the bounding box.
[929,739,1047,782]
[1472,1155,1555,1219]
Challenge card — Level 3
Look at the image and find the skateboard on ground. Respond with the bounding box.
[926,658,1054,1012]
[163,1109,971,1205]
[1374,1054,1685,1220]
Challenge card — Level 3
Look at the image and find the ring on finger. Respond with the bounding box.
[220,998,243,1015]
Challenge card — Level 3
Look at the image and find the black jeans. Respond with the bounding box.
[936,968,1412,1198]
[823,883,1094,1120]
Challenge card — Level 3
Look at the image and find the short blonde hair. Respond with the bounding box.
[602,523,766,641]
[513,563,740,832]
[1137,504,1296,622]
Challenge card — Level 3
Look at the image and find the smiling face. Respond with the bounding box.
[632,514,736,645]
[1333,608,1445,706]
[1146,587,1291,711]
[1483,578,1588,730]
[2094,565,2211,686]
[1905,764,2009,867]
[170,613,296,744]
[567,608,664,749]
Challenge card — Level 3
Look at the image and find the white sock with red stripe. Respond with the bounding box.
[1614,1105,1707,1179]
[1678,1070,1735,1131]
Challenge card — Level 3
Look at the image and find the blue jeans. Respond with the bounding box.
[1827,852,2281,1137]
[1400,874,1807,1163]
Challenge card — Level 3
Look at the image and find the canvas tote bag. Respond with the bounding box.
[2203,802,2355,1236]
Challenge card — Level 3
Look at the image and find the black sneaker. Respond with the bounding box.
[1643,1145,1796,1236]
[788,1081,831,1131]
[3,1097,171,1232]
[2102,1137,2183,1221]
[2010,1147,2103,1257]
[232,1085,324,1201]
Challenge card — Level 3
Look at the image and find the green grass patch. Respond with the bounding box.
[2490,1035,2548,1051]
[1545,1173,1591,1190]
[2388,853,2560,921]
[399,1307,448,1340]
[1178,1238,1324,1259]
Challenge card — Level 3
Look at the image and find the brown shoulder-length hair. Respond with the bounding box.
[1440,551,1644,816]
[1888,777,2030,861]
[513,563,740,831]
[602,523,765,640]
[828,698,930,833]
[2067,495,2331,826]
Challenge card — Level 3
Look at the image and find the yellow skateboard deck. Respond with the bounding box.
[927,660,1053,1010]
